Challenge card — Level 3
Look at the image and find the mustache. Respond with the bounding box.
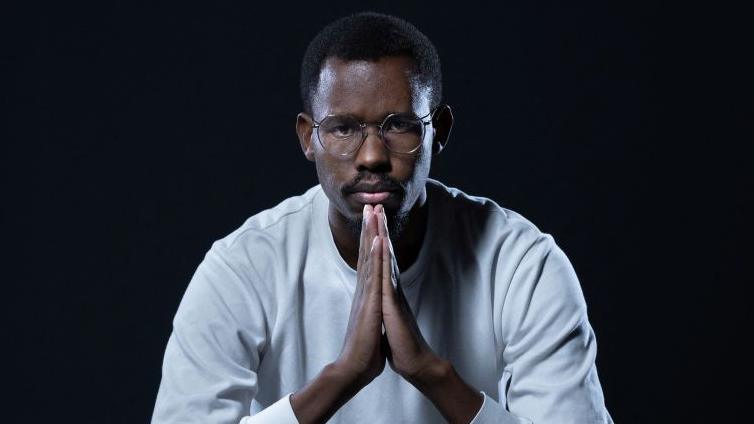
[342,173,405,194]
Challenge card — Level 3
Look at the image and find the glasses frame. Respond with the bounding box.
[311,108,435,156]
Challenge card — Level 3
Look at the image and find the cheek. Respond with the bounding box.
[314,158,336,191]
[416,146,433,176]
[398,150,432,212]
[314,156,348,202]
[405,143,432,181]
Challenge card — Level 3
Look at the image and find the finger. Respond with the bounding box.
[379,210,399,289]
[382,229,395,297]
[354,205,373,303]
[367,204,378,243]
[358,204,373,267]
[354,236,382,339]
[378,209,394,259]
[363,234,374,286]
[376,205,386,238]
[366,236,384,333]
[367,235,383,300]
[353,235,378,323]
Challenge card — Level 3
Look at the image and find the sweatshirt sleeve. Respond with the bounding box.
[152,244,299,424]
[468,391,531,424]
[490,234,613,424]
[238,395,298,423]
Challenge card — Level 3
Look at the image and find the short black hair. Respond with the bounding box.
[300,12,442,114]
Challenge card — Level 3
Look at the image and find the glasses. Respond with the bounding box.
[312,109,434,156]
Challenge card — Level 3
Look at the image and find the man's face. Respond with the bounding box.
[302,56,435,238]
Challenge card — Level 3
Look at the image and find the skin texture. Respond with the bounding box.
[292,56,482,424]
[296,56,451,271]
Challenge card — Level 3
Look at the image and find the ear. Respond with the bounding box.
[296,112,316,162]
[430,104,453,156]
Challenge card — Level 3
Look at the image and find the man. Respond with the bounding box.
[153,12,613,424]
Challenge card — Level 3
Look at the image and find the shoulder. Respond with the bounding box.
[212,184,323,258]
[201,185,323,286]
[217,185,322,250]
[427,178,548,254]
[428,179,577,299]
[427,181,589,339]
[171,188,325,335]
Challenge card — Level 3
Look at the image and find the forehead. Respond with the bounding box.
[312,56,431,119]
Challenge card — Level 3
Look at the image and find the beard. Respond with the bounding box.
[344,206,410,242]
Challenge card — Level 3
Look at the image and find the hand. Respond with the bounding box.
[290,205,387,423]
[333,204,387,388]
[377,205,484,424]
[376,206,439,383]
[291,204,482,424]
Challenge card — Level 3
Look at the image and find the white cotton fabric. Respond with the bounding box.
[152,179,613,424]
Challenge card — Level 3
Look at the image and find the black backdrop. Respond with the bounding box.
[5,1,751,422]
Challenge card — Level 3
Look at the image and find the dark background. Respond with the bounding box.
[5,1,751,422]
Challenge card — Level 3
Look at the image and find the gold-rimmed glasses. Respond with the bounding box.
[312,109,434,156]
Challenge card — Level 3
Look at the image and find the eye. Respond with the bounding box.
[331,125,354,137]
[385,116,421,134]
[321,117,359,139]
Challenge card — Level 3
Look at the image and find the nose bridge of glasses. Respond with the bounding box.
[359,121,385,140]
[356,122,390,158]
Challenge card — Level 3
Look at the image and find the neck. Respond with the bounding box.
[329,188,429,272]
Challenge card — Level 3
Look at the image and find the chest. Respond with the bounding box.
[256,265,502,402]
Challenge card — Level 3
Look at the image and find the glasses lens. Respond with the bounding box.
[318,116,362,155]
[383,115,424,153]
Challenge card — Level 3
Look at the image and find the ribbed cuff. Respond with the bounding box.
[469,391,531,424]
[239,393,299,424]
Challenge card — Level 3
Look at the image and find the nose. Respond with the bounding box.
[353,124,390,171]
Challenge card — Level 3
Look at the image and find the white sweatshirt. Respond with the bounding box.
[152,179,613,423]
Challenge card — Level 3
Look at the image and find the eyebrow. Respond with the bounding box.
[322,110,420,120]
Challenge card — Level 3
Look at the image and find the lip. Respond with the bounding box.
[350,191,393,204]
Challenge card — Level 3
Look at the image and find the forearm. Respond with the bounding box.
[409,357,484,424]
[289,362,364,424]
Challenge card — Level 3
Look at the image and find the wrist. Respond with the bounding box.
[407,357,484,424]
[405,354,451,391]
[290,361,366,424]
[328,359,370,393]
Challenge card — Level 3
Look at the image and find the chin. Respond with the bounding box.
[336,196,411,240]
